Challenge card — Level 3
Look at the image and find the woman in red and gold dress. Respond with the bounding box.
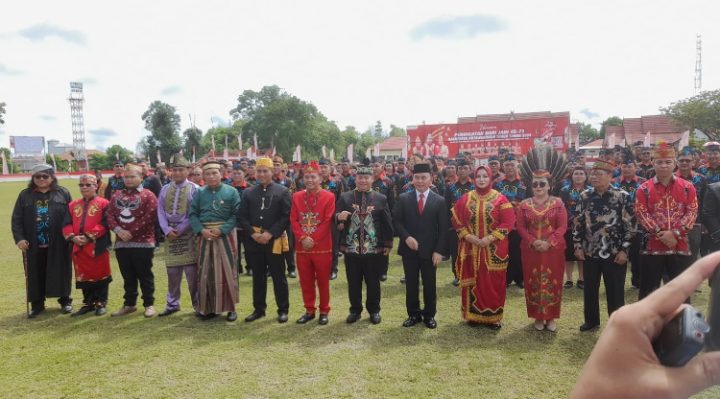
[516,170,568,332]
[451,165,515,329]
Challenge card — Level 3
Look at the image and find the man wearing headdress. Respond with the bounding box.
[104,161,125,199]
[12,163,73,317]
[107,163,159,318]
[635,144,698,300]
[238,157,292,323]
[698,142,720,184]
[62,174,112,316]
[189,161,241,321]
[290,161,336,325]
[444,158,474,286]
[636,146,656,180]
[336,162,394,325]
[573,159,635,331]
[494,154,527,288]
[157,156,200,317]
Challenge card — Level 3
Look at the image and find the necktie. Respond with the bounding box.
[418,192,425,214]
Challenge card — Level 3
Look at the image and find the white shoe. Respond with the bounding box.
[546,320,557,332]
[533,319,544,331]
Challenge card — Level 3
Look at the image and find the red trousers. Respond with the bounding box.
[296,252,332,314]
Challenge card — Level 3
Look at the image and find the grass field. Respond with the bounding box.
[0,179,718,398]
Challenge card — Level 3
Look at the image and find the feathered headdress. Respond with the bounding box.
[519,144,567,189]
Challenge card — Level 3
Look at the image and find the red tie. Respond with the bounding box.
[418,192,425,214]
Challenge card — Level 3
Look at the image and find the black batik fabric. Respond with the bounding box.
[572,186,636,259]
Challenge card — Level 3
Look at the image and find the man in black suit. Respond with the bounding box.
[393,162,448,329]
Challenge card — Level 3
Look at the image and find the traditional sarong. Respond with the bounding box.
[164,229,197,267]
[197,222,239,314]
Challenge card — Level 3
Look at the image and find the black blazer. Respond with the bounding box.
[703,182,720,246]
[237,182,292,253]
[393,189,449,259]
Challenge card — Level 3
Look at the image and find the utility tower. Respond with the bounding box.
[69,82,87,170]
[694,34,702,94]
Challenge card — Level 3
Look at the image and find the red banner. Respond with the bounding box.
[407,116,569,160]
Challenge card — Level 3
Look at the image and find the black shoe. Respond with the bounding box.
[402,316,422,327]
[452,278,460,287]
[423,317,437,329]
[61,304,73,314]
[288,270,297,278]
[579,322,599,332]
[564,280,573,289]
[485,323,502,330]
[158,308,179,317]
[576,280,585,289]
[370,313,381,325]
[71,305,94,317]
[226,312,238,322]
[296,313,315,324]
[318,314,329,325]
[346,313,361,324]
[330,272,338,280]
[94,307,107,316]
[200,313,218,321]
[380,274,387,282]
[278,313,289,323]
[516,282,524,289]
[244,311,266,322]
[400,276,406,284]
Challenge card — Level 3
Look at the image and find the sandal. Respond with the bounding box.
[564,281,573,289]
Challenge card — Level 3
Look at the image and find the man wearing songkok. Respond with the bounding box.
[573,159,635,331]
[157,156,200,317]
[290,161,336,325]
[104,161,125,199]
[336,162,394,325]
[394,162,448,329]
[188,160,241,321]
[494,154,527,288]
[635,143,698,300]
[62,174,112,316]
[238,157,292,323]
[698,142,720,184]
[107,163,159,317]
[444,158,474,286]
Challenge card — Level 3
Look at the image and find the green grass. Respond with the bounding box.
[0,179,718,398]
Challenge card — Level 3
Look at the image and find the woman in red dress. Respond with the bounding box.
[451,165,515,329]
[516,170,568,332]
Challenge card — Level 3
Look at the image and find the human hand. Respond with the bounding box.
[570,251,720,399]
[117,230,133,241]
[432,252,443,267]
[405,237,419,251]
[574,248,585,261]
[73,236,88,246]
[301,237,314,250]
[382,247,391,256]
[201,229,216,240]
[337,211,352,222]
[657,230,678,248]
[166,230,178,241]
[17,240,29,251]
[614,250,628,265]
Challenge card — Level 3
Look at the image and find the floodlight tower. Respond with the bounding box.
[69,82,88,170]
[694,34,702,94]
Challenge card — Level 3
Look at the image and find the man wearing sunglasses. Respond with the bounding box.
[636,146,656,180]
[103,161,125,199]
[12,163,74,318]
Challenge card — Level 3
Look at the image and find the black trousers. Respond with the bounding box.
[284,228,296,273]
[30,248,72,310]
[345,254,381,314]
[401,256,436,318]
[583,257,627,325]
[639,254,693,300]
[331,224,339,274]
[448,231,458,279]
[506,230,523,285]
[379,254,389,277]
[78,279,111,307]
[247,249,289,314]
[115,248,155,307]
[629,234,643,287]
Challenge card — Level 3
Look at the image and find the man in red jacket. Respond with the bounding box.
[289,161,336,325]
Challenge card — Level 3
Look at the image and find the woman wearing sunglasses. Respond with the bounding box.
[516,170,568,332]
[11,163,73,318]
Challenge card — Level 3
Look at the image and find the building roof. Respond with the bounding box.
[378,136,407,151]
[457,111,570,124]
[579,139,605,149]
[603,115,686,147]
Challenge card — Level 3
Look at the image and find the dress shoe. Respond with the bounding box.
[111,306,137,317]
[485,323,502,330]
[424,317,437,329]
[369,313,381,325]
[71,305,94,317]
[158,308,179,317]
[318,314,329,325]
[144,306,157,317]
[346,313,361,324]
[94,307,107,316]
[579,322,599,332]
[28,308,45,318]
[546,320,557,332]
[400,276,406,284]
[296,313,315,324]
[61,304,74,314]
[226,312,238,322]
[533,319,545,331]
[244,311,265,322]
[330,272,338,280]
[380,274,387,282]
[576,280,585,289]
[277,313,289,323]
[563,280,574,289]
[452,278,460,287]
[288,270,297,278]
[402,316,422,327]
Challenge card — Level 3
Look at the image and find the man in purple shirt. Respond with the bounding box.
[157,156,200,317]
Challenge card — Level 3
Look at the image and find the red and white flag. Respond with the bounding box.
[1,151,8,175]
[643,131,652,147]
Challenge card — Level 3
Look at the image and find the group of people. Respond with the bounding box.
[10,140,720,333]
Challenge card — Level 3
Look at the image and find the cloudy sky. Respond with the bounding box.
[0,0,718,152]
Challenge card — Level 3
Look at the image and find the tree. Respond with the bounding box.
[661,89,720,141]
[45,154,70,172]
[88,153,109,171]
[599,116,623,138]
[578,122,601,145]
[182,126,204,158]
[388,124,406,137]
[104,144,135,165]
[141,101,182,166]
[0,147,18,173]
[374,121,384,138]
[0,102,6,125]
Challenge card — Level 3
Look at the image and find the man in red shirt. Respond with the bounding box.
[290,161,336,325]
[635,143,698,299]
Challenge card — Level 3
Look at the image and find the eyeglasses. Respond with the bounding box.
[532,181,548,188]
[78,183,94,188]
[33,174,51,180]
[677,159,692,163]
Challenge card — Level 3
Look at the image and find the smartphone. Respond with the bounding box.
[653,306,709,367]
